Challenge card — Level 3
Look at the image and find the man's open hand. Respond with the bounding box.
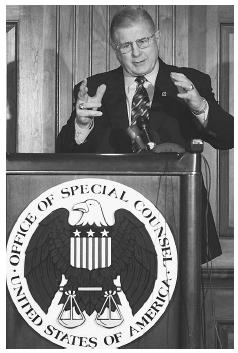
[170,72,205,112]
[76,79,107,128]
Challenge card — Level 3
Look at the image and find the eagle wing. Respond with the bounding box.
[111,209,157,315]
[24,208,71,313]
[24,207,157,317]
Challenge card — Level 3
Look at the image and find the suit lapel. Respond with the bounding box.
[105,67,129,130]
[152,58,179,107]
[148,58,191,145]
[150,58,188,120]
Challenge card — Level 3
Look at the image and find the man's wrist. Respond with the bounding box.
[191,98,209,127]
[74,119,94,145]
[75,117,94,130]
[191,98,208,115]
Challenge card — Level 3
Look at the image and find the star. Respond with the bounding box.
[73,229,81,237]
[101,229,109,237]
[87,229,95,237]
[162,91,167,96]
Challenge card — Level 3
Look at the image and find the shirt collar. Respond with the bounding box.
[124,60,159,91]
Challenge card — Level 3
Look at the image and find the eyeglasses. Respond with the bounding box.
[115,33,156,54]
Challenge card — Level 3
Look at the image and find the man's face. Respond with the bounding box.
[113,20,159,76]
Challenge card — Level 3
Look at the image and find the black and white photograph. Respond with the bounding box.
[6,2,235,349]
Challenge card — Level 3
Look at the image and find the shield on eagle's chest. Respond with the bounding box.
[70,226,112,270]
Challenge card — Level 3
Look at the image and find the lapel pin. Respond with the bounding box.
[162,91,167,96]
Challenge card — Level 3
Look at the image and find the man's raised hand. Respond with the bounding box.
[170,72,205,112]
[76,79,107,128]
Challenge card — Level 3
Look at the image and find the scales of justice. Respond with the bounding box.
[53,205,128,330]
[57,286,124,329]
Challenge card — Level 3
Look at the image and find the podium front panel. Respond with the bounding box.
[6,153,201,349]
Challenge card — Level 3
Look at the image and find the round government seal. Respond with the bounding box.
[7,178,178,348]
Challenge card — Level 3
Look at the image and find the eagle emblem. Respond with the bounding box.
[24,199,157,330]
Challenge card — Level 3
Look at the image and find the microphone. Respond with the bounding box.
[126,125,147,152]
[137,116,156,150]
[127,117,186,154]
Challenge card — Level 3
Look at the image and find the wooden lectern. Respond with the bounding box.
[6,152,202,349]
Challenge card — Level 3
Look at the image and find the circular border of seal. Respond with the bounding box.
[7,178,178,349]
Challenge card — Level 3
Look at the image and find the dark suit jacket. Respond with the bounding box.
[56,58,234,263]
[56,58,233,153]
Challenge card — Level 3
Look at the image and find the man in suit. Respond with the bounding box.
[56,7,233,262]
[56,7,233,153]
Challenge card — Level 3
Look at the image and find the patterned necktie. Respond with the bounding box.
[131,76,150,125]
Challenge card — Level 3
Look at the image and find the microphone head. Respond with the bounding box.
[126,124,141,140]
[126,125,147,151]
